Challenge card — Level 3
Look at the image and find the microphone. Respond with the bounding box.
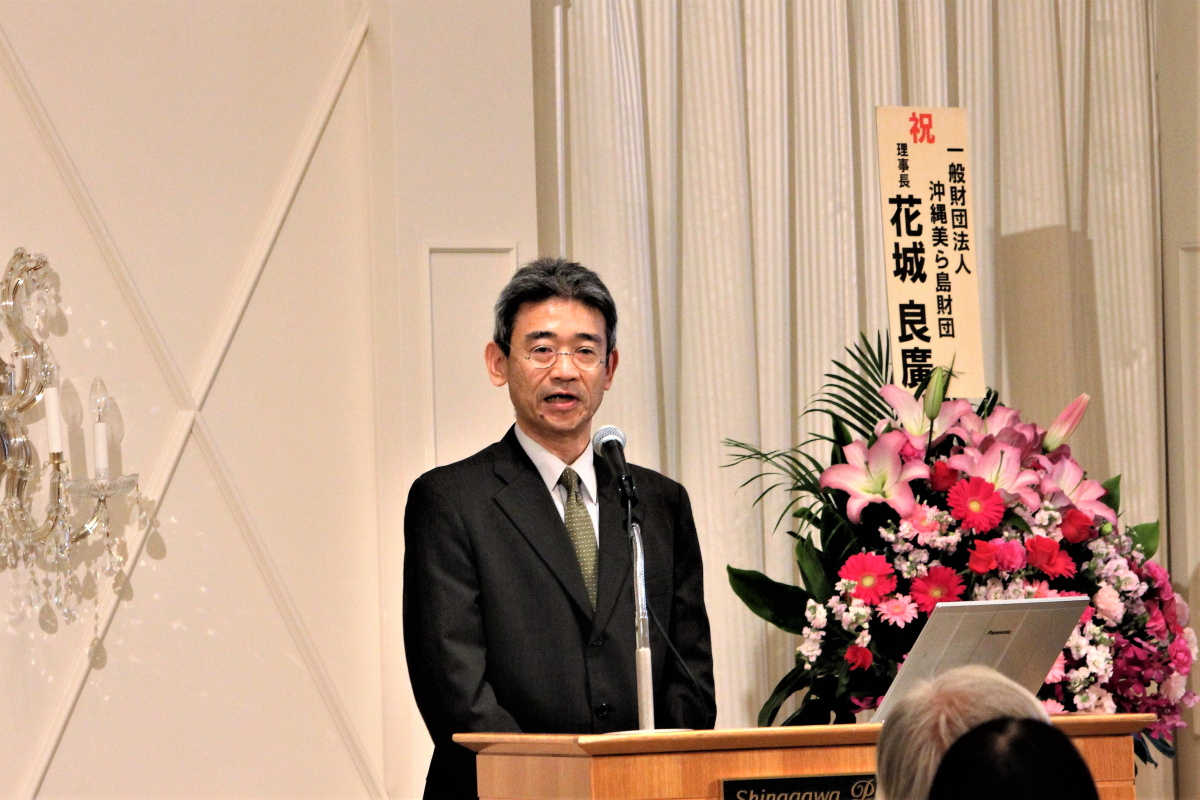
[591,424,714,729]
[592,425,638,506]
[593,424,652,730]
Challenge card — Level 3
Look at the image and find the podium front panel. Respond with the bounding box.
[460,714,1151,800]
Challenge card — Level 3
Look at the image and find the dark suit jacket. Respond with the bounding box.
[403,427,716,798]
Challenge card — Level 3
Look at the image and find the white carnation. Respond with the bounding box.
[1163,673,1188,703]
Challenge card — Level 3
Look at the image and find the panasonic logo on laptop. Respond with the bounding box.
[987,630,1012,635]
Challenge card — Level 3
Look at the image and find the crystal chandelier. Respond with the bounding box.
[0,248,137,631]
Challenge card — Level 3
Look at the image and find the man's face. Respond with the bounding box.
[485,297,618,455]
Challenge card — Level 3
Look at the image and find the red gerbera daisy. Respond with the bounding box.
[947,477,1005,532]
[845,645,873,671]
[910,565,966,612]
[838,553,897,604]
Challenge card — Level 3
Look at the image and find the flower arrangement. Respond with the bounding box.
[726,336,1197,763]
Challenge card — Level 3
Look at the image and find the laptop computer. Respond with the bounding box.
[872,595,1090,724]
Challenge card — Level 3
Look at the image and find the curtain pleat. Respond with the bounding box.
[563,0,1162,732]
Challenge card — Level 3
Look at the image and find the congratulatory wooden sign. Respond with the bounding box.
[876,106,986,398]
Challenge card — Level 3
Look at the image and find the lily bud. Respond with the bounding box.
[1043,393,1090,452]
[923,366,949,421]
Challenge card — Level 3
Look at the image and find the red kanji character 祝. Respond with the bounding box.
[909,112,935,144]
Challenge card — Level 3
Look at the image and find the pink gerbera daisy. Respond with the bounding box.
[877,594,919,627]
[1045,652,1067,684]
[838,553,897,604]
[1042,699,1066,715]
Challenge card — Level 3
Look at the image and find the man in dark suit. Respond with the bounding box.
[403,258,716,799]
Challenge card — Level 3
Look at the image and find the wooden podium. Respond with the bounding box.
[457,713,1153,800]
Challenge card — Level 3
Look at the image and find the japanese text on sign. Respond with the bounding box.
[876,107,986,397]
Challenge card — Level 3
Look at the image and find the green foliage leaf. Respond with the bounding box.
[758,664,812,727]
[1148,732,1176,759]
[727,566,812,635]
[1003,508,1031,534]
[796,535,833,603]
[1101,475,1122,515]
[975,388,999,419]
[1133,733,1156,767]
[830,416,854,465]
[810,334,895,440]
[1129,521,1160,560]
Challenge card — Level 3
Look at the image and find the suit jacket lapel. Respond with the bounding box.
[591,458,632,637]
[492,428,595,620]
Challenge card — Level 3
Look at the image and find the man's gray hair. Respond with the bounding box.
[875,666,1050,800]
[492,258,617,356]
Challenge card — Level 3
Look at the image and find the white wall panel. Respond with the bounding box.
[201,55,382,787]
[429,247,517,466]
[0,0,361,390]
[39,444,369,799]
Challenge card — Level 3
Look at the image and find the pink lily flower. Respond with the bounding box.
[1040,456,1116,524]
[876,384,971,454]
[820,430,931,523]
[1043,393,1090,452]
[947,442,1041,509]
[947,405,1023,449]
[995,422,1045,466]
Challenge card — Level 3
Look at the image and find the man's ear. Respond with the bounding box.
[602,347,618,390]
[485,341,509,387]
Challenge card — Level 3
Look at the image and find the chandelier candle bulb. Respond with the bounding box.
[93,421,108,477]
[90,377,109,478]
[43,386,62,453]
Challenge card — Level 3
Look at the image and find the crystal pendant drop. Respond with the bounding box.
[87,636,107,669]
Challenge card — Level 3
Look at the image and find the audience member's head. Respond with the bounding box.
[875,666,1050,800]
[928,716,1098,800]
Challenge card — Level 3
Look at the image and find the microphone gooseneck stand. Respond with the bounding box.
[626,498,655,731]
[594,425,713,731]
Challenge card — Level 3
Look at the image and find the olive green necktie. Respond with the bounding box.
[559,467,598,609]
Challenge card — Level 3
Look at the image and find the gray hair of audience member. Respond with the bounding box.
[875,666,1050,800]
[492,257,618,356]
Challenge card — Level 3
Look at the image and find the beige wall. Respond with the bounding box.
[1158,2,1200,798]
[0,1,1189,799]
[0,2,536,798]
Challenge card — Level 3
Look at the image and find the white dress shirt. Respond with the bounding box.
[514,424,601,544]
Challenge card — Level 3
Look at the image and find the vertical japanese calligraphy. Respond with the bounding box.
[876,107,986,397]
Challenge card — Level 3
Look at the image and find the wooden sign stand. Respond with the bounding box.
[457,713,1152,800]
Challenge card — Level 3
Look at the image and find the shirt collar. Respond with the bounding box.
[514,424,597,503]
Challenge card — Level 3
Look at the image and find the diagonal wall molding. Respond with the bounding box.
[0,21,194,412]
[12,5,375,798]
[192,417,386,798]
[192,3,369,410]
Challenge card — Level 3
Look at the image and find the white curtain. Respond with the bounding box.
[560,0,1163,745]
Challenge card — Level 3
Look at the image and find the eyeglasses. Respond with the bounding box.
[523,345,605,371]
